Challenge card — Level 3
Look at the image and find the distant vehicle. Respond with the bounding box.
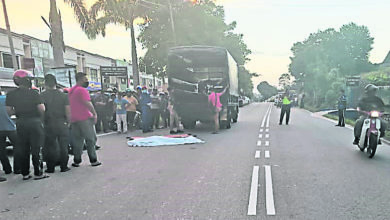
[167,46,240,129]
[239,96,251,107]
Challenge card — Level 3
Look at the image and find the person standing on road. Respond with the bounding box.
[150,89,161,129]
[208,85,229,134]
[279,90,292,125]
[0,89,21,176]
[167,87,184,134]
[124,91,138,131]
[335,89,347,127]
[140,86,153,133]
[41,74,71,173]
[114,92,129,134]
[6,70,48,180]
[92,90,109,133]
[68,72,101,167]
[160,92,170,128]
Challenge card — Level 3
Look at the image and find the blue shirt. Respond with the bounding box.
[114,98,129,114]
[0,95,16,131]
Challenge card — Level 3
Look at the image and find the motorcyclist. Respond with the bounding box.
[353,84,387,145]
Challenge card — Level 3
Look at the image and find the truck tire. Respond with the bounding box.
[232,107,238,123]
[182,120,196,129]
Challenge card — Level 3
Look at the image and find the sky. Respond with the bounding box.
[1,0,390,87]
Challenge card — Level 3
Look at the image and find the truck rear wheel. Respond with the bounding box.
[182,120,196,129]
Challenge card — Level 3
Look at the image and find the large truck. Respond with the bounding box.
[167,46,240,129]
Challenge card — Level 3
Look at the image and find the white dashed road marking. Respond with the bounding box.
[265,151,270,158]
[247,166,260,216]
[257,141,262,146]
[265,134,269,139]
[259,134,263,138]
[265,165,276,215]
[255,150,260,159]
[265,141,270,146]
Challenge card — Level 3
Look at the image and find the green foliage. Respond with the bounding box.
[362,67,390,86]
[256,81,278,101]
[138,0,253,92]
[278,73,291,90]
[289,23,375,108]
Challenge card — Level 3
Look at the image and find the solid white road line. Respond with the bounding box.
[265,134,270,139]
[265,165,276,215]
[248,166,260,216]
[261,105,271,128]
[96,131,117,137]
[255,150,261,159]
[266,105,272,128]
[265,150,270,158]
[265,141,270,146]
[257,141,262,146]
[259,134,263,139]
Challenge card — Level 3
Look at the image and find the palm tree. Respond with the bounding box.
[63,0,151,89]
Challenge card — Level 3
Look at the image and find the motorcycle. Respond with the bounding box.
[357,109,383,158]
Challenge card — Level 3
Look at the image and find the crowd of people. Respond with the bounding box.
[89,85,183,135]
[0,70,185,183]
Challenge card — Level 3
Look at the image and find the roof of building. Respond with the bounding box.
[0,27,119,62]
[382,51,390,65]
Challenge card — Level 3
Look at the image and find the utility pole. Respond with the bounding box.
[1,0,18,70]
[167,0,177,46]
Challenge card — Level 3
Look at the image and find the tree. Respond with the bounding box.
[138,0,252,90]
[288,23,375,108]
[257,81,278,101]
[278,73,291,90]
[50,0,66,67]
[64,0,151,88]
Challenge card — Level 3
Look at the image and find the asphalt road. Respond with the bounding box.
[1,103,390,220]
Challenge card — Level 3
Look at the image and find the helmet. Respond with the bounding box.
[13,70,34,87]
[364,84,378,94]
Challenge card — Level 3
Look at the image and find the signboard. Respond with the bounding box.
[87,81,102,91]
[100,66,127,76]
[46,67,76,88]
[346,76,360,87]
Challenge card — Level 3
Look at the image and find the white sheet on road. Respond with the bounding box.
[127,136,205,147]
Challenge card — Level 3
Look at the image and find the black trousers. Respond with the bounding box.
[338,109,346,126]
[0,130,21,173]
[44,121,69,171]
[16,118,44,176]
[280,104,291,124]
[127,111,136,128]
[95,111,109,132]
[151,109,161,129]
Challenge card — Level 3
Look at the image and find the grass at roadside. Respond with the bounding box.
[323,114,356,126]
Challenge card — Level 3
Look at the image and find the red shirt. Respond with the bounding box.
[68,85,93,123]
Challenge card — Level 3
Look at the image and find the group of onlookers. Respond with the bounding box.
[91,86,182,135]
[0,71,101,182]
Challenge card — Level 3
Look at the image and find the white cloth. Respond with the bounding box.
[116,113,127,133]
[127,136,205,147]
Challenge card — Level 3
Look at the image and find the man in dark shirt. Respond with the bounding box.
[336,89,347,127]
[6,70,48,180]
[92,90,109,133]
[41,74,71,173]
